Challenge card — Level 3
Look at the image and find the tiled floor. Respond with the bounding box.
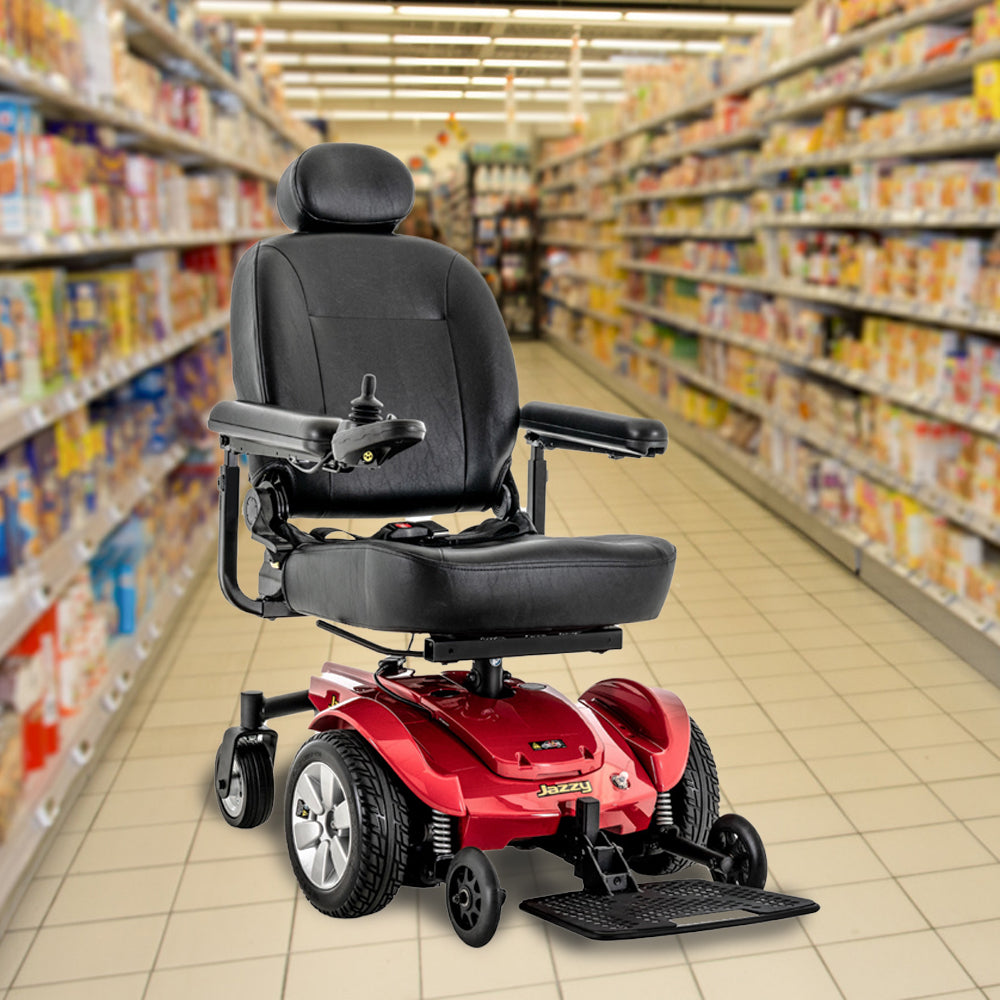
[3,340,1000,1000]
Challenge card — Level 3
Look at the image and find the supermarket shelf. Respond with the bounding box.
[636,128,764,167]
[539,178,580,194]
[0,518,216,923]
[0,227,283,264]
[119,0,309,149]
[540,237,617,249]
[619,180,759,203]
[539,208,588,219]
[0,443,191,665]
[619,297,1000,440]
[542,265,622,287]
[542,293,622,327]
[759,210,1000,229]
[0,56,284,182]
[549,332,1000,680]
[619,258,770,293]
[0,309,230,457]
[620,225,756,240]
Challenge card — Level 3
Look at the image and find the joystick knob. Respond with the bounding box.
[348,374,383,425]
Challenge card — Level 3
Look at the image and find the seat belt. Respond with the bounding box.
[308,509,535,547]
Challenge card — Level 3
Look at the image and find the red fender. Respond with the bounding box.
[309,699,466,816]
[579,679,691,792]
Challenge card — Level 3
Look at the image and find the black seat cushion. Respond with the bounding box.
[282,533,677,634]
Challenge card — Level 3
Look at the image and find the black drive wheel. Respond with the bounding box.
[626,718,720,876]
[215,739,274,829]
[445,847,505,948]
[708,813,767,889]
[285,729,410,918]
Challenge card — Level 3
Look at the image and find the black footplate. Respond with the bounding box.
[520,879,819,940]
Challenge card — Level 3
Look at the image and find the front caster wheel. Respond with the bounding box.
[445,848,505,948]
[708,813,767,889]
[215,740,274,829]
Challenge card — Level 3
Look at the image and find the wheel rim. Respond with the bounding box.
[716,829,751,884]
[291,760,352,890]
[449,867,483,931]
[221,755,245,817]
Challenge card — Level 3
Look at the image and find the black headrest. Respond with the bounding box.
[276,143,415,234]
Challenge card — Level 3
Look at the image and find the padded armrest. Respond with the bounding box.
[208,400,341,461]
[521,401,667,457]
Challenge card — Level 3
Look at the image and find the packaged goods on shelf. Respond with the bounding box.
[634,237,765,276]
[766,55,862,110]
[862,22,970,79]
[634,152,758,196]
[624,195,755,232]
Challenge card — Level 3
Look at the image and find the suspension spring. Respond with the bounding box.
[654,791,674,827]
[430,810,456,855]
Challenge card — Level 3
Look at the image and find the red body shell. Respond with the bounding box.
[307,664,691,851]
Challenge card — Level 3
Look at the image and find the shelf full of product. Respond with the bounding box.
[0,0,312,919]
[535,0,1000,675]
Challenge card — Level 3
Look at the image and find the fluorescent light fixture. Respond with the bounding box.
[278,1,392,11]
[397,5,510,16]
[482,57,566,68]
[283,86,321,98]
[463,90,508,100]
[390,110,450,120]
[623,10,731,24]
[517,110,576,122]
[469,75,545,87]
[197,1,271,14]
[393,75,471,85]
[392,34,492,45]
[455,111,506,121]
[305,54,392,65]
[392,88,465,99]
[235,28,288,42]
[733,13,792,25]
[290,30,390,43]
[280,71,312,84]
[257,53,305,65]
[493,36,576,47]
[580,59,626,71]
[590,37,685,50]
[395,56,480,66]
[330,109,391,120]
[311,72,392,83]
[323,87,392,97]
[513,7,620,19]
[684,39,723,51]
[546,77,624,88]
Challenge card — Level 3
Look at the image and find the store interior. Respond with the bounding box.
[1,0,1000,998]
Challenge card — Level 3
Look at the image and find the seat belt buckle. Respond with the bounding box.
[379,520,448,541]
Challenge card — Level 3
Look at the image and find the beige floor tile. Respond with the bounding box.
[145,955,285,1000]
[900,864,1000,926]
[712,632,792,657]
[768,834,889,891]
[696,613,775,636]
[156,673,245,701]
[953,708,1000,742]
[743,673,835,703]
[291,892,417,952]
[836,784,955,831]
[708,731,797,769]
[739,795,853,845]
[286,939,420,999]
[679,597,759,619]
[45,866,182,925]
[109,754,210,794]
[866,822,995,876]
[187,815,286,862]
[157,900,294,968]
[723,650,815,679]
[845,688,942,722]
[801,645,888,671]
[92,785,210,830]
[898,744,1000,783]
[70,821,196,874]
[561,965,700,1000]
[6,973,148,1000]
[721,760,824,804]
[669,678,754,711]
[931,774,1000,819]
[967,815,1000,858]
[762,608,843,631]
[749,593,827,615]
[421,926,555,998]
[15,916,166,986]
[651,656,735,684]
[871,638,957,664]
[781,628,867,653]
[809,750,919,794]
[173,854,295,911]
[643,636,726,664]
[459,987,562,1000]
[692,704,776,737]
[803,879,929,944]
[823,666,912,695]
[691,946,842,1000]
[0,932,33,990]
[127,724,226,759]
[765,696,860,730]
[545,928,685,982]
[892,659,982,690]
[679,915,812,963]
[783,722,886,760]
[938,919,1000,988]
[7,879,60,931]
[81,760,121,796]
[873,715,974,751]
[142,697,237,730]
[850,619,934,644]
[34,834,83,878]
[820,930,973,1000]
[926,681,1000,713]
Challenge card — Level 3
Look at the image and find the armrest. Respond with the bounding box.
[208,400,341,461]
[520,401,667,458]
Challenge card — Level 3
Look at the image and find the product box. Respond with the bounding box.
[0,96,34,238]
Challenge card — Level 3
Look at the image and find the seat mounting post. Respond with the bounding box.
[527,442,547,534]
[465,658,507,699]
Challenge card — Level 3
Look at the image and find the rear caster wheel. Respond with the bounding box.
[445,848,505,948]
[708,813,767,889]
[215,740,274,829]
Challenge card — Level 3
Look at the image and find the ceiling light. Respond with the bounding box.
[324,87,392,98]
[289,30,390,43]
[623,10,731,24]
[684,40,723,51]
[305,54,392,65]
[493,36,576,47]
[455,111,507,121]
[311,72,391,83]
[482,57,566,68]
[469,75,545,87]
[733,13,792,25]
[392,34,491,45]
[257,53,305,65]
[393,88,465,99]
[545,77,624,88]
[590,37,685,50]
[393,75,471,85]
[463,90,507,100]
[395,56,480,66]
[517,111,576,122]
[390,110,451,120]
[330,110,391,120]
[397,5,510,16]
[513,8,620,20]
[579,59,626,71]
[235,27,287,42]
[280,71,312,84]
[197,1,271,14]
[283,86,321,98]
[277,1,393,12]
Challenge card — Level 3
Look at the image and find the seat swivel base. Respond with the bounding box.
[520,880,819,941]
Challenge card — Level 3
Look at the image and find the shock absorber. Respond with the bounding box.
[654,791,674,828]
[430,810,456,856]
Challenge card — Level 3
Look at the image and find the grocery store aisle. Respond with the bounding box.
[2,340,999,1000]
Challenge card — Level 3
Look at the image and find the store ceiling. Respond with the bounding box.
[194,1,792,124]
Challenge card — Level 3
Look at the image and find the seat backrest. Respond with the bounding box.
[230,143,520,518]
